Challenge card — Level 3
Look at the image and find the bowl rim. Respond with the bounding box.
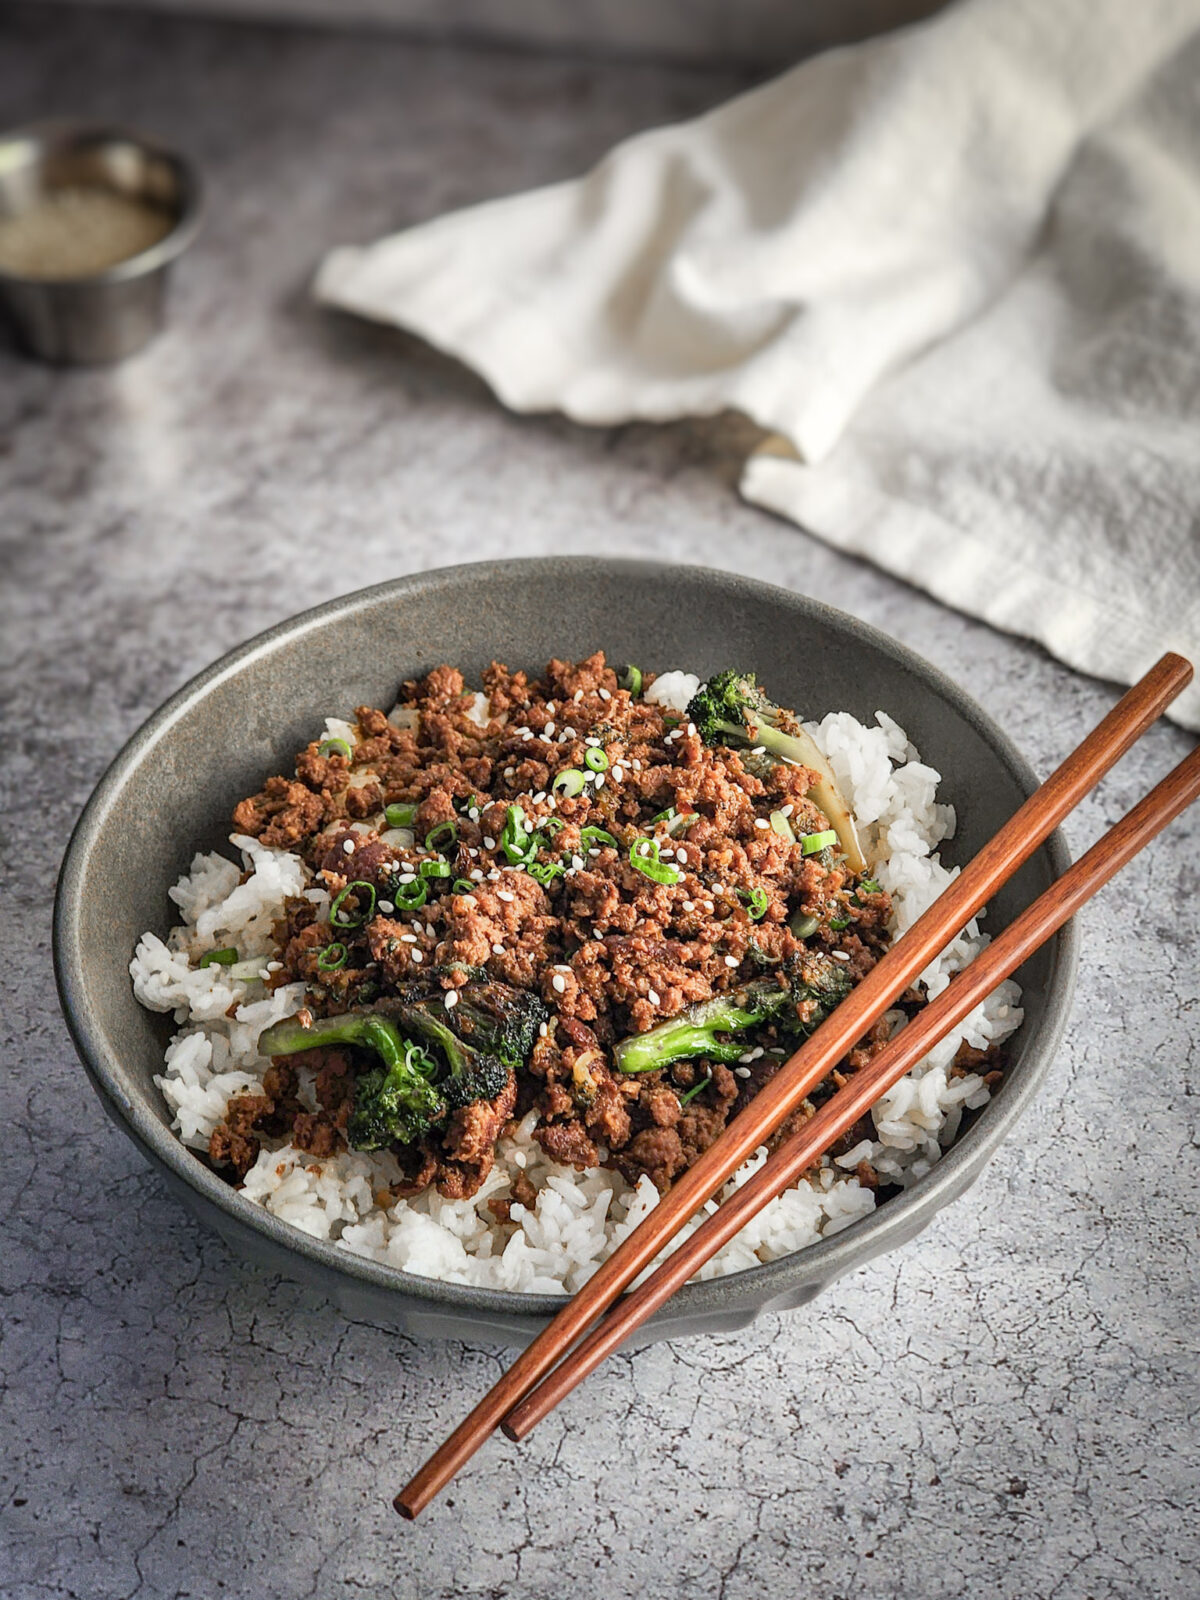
[0,117,203,287]
[53,557,1078,1322]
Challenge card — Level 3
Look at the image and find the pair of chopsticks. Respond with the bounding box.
[397,653,1197,1519]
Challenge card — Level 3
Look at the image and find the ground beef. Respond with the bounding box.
[215,652,921,1202]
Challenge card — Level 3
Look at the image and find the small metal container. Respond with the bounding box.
[0,120,201,364]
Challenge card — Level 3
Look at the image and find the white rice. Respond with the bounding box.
[132,693,1022,1293]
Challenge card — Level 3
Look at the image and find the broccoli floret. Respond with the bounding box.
[258,1012,446,1150]
[613,955,853,1076]
[396,998,511,1111]
[450,981,549,1069]
[685,670,866,872]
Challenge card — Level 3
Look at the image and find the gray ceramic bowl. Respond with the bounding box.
[54,559,1077,1347]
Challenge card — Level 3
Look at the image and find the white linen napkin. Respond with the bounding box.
[316,0,1200,728]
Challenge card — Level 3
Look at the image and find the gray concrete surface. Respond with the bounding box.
[1,6,1197,1597]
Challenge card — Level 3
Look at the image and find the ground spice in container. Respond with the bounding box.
[0,184,174,279]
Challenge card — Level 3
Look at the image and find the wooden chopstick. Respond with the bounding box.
[503,740,1200,1438]
[395,652,1192,1518]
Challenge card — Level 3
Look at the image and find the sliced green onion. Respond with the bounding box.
[740,886,769,922]
[580,826,619,852]
[584,747,610,773]
[384,802,418,828]
[618,665,643,696]
[451,879,475,896]
[769,810,797,843]
[801,829,838,856]
[527,860,566,887]
[501,804,536,865]
[330,880,377,930]
[318,737,352,760]
[198,947,238,968]
[829,916,850,931]
[419,858,452,879]
[392,879,429,911]
[540,817,566,836]
[317,942,348,972]
[650,806,677,826]
[629,837,682,886]
[457,793,480,815]
[552,768,587,798]
[679,1074,712,1107]
[789,911,820,939]
[424,820,458,852]
[405,1040,439,1080]
[858,877,881,894]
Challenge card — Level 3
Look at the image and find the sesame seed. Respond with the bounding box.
[682,900,695,912]
[504,768,515,780]
[411,950,424,963]
[724,955,739,968]
[554,963,570,972]
[513,1150,527,1169]
[648,988,661,1006]
[546,702,556,714]
[594,774,605,789]
[703,901,715,913]
[552,974,567,993]
[544,723,555,737]
[492,942,504,955]
[754,818,769,829]
[571,854,585,870]
[520,728,534,741]
[533,791,547,804]
[562,727,576,739]
[483,836,497,850]
[752,745,766,755]
[470,869,484,882]
[598,687,612,701]
[735,1066,753,1080]
[266,961,283,972]
[444,990,459,1010]
[342,839,355,855]
[538,1022,548,1037]
[738,1051,755,1064]
[467,847,479,859]
[832,950,851,962]
[633,759,642,771]
[401,862,415,873]
[574,689,583,703]
[585,736,601,747]
[488,869,501,881]
[612,766,625,784]
[588,848,600,858]
[497,889,515,902]
[425,923,436,938]
[397,872,416,884]
[377,900,395,914]
[780,803,795,818]
[469,808,480,822]
[751,1047,764,1060]
[593,928,603,940]
[401,934,417,943]
[686,722,696,737]
[676,847,688,864]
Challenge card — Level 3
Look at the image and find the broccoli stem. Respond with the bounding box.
[614,983,793,1075]
[259,1011,409,1071]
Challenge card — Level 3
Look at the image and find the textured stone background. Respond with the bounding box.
[1,6,1197,1597]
